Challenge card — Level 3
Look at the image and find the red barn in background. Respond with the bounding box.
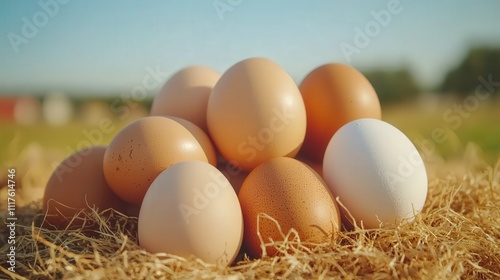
[0,97,16,122]
[0,96,42,124]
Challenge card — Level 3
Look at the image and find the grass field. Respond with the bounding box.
[382,101,500,164]
[2,100,499,165]
[0,100,499,279]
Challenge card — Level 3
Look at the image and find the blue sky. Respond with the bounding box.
[1,0,500,95]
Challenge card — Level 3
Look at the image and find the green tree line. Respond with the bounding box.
[362,46,500,103]
[440,47,500,95]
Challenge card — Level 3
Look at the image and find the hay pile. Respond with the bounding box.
[1,145,499,279]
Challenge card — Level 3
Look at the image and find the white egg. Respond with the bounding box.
[323,118,427,228]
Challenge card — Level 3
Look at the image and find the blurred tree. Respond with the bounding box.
[363,69,420,103]
[441,47,500,96]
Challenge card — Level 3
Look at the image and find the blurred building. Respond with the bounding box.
[78,100,114,125]
[0,97,16,122]
[14,96,42,125]
[0,96,42,124]
[42,92,74,126]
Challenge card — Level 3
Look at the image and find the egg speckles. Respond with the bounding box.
[238,157,341,258]
[103,116,208,205]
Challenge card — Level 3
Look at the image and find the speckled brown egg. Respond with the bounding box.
[103,116,208,205]
[42,146,124,229]
[238,157,341,258]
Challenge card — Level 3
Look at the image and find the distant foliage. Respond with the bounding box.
[363,69,420,103]
[441,47,500,95]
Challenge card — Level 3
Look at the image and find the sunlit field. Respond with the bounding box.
[2,99,499,166]
[383,100,500,164]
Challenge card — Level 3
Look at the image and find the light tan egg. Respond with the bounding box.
[138,160,243,266]
[207,58,306,172]
[150,66,220,132]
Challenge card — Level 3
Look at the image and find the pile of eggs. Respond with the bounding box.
[42,58,428,266]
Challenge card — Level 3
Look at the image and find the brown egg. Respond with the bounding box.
[165,116,217,166]
[207,58,306,172]
[238,157,341,258]
[42,146,123,229]
[103,116,208,205]
[299,63,381,162]
[150,66,220,132]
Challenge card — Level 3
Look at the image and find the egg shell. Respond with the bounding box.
[207,57,306,172]
[238,157,341,258]
[164,115,217,166]
[138,160,243,266]
[299,63,381,162]
[323,118,428,228]
[150,66,220,132]
[42,146,124,229]
[103,116,208,205]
